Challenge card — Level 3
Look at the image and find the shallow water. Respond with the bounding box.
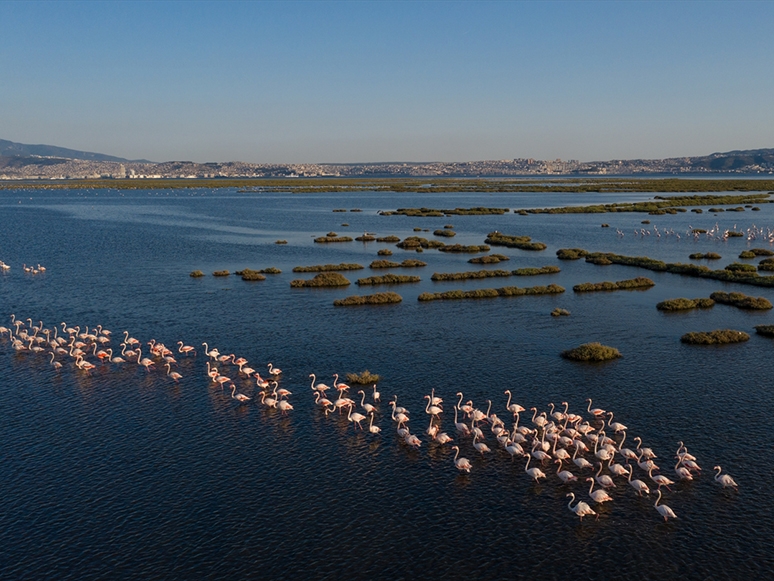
[1,187,773,579]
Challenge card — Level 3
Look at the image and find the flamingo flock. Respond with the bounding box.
[1,313,740,524]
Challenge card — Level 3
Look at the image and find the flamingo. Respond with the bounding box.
[454,407,470,436]
[626,465,650,496]
[368,412,381,434]
[634,436,657,459]
[309,373,331,394]
[261,388,278,409]
[372,383,380,402]
[202,343,220,361]
[586,477,613,504]
[358,390,376,414]
[556,459,577,483]
[428,388,443,407]
[654,490,677,522]
[648,466,674,491]
[606,411,628,433]
[473,432,491,455]
[389,401,409,425]
[714,466,738,489]
[48,352,62,370]
[332,373,349,391]
[505,440,524,460]
[177,341,195,356]
[674,457,693,481]
[347,403,366,430]
[434,431,453,445]
[165,363,182,383]
[586,398,606,418]
[451,445,471,473]
[230,384,250,402]
[524,454,546,483]
[573,446,593,471]
[594,463,616,488]
[566,492,596,521]
[255,373,270,389]
[424,395,442,418]
[504,390,526,417]
[277,399,293,415]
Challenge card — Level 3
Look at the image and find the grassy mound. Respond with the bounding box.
[400,259,427,267]
[556,248,589,260]
[754,325,774,337]
[551,308,571,317]
[190,270,204,278]
[438,244,491,253]
[681,329,750,345]
[586,255,613,265]
[656,297,715,311]
[275,240,287,244]
[709,291,773,310]
[486,231,547,251]
[291,272,351,288]
[333,292,402,306]
[293,263,364,272]
[418,283,564,301]
[370,259,400,268]
[314,236,354,243]
[381,207,509,217]
[213,270,230,277]
[396,236,446,250]
[513,266,561,276]
[238,269,266,281]
[346,370,381,383]
[376,235,400,242]
[469,254,510,264]
[689,252,722,260]
[355,234,377,241]
[561,342,621,361]
[377,249,393,256]
[749,248,774,256]
[333,208,347,212]
[356,274,420,285]
[433,229,457,237]
[739,250,756,259]
[725,262,758,273]
[573,277,655,292]
[431,269,512,281]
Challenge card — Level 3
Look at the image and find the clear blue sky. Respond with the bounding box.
[1,1,772,163]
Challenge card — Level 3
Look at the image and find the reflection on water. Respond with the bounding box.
[1,187,773,579]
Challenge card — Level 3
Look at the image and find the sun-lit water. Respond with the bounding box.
[1,187,773,579]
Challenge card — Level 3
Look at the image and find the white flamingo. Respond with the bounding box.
[654,490,677,522]
[567,492,596,521]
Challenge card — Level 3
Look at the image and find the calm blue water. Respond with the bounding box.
[1,187,773,580]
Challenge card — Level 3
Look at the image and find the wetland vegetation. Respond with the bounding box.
[356,274,421,286]
[293,263,363,272]
[573,277,655,292]
[468,254,509,264]
[314,235,354,243]
[656,298,715,311]
[709,291,773,310]
[345,370,381,384]
[754,325,774,337]
[417,283,564,302]
[680,329,750,344]
[333,292,402,306]
[560,342,621,361]
[369,259,427,269]
[551,308,571,317]
[290,272,351,288]
[689,252,721,260]
[485,231,547,251]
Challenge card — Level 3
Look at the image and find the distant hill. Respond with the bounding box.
[0,138,148,162]
[690,149,774,171]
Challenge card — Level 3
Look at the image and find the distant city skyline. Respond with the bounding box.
[1,1,772,164]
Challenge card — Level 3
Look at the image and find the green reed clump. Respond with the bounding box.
[433,229,457,237]
[727,231,744,237]
[275,240,288,244]
[291,272,351,288]
[690,252,722,259]
[350,208,362,212]
[345,370,381,383]
[314,236,354,243]
[333,292,402,306]
[709,208,724,213]
[739,251,756,259]
[573,277,655,292]
[551,308,571,317]
[293,263,364,272]
[486,231,547,251]
[369,260,400,269]
[586,255,613,265]
[239,269,266,281]
[517,210,529,216]
[213,270,230,277]
[656,298,715,311]
[749,248,774,256]
[431,269,512,281]
[691,208,703,213]
[418,283,564,301]
[561,342,621,361]
[377,249,393,256]
[469,254,510,264]
[327,232,337,236]
[236,267,281,276]
[556,248,589,260]
[190,270,204,277]
[709,291,773,310]
[444,224,454,229]
[413,227,423,232]
[759,257,774,271]
[680,329,749,345]
[396,236,446,250]
[438,244,491,253]
[754,325,774,337]
[400,259,427,267]
[725,262,758,273]
[376,235,400,242]
[355,234,377,241]
[752,207,761,211]
[381,207,508,217]
[726,207,745,212]
[513,266,561,276]
[642,220,651,224]
[357,274,420,285]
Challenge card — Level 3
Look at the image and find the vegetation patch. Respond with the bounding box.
[380,207,509,217]
[709,291,773,310]
[656,298,715,311]
[642,220,651,224]
[341,223,349,226]
[376,235,400,242]
[727,231,744,237]
[551,308,571,317]
[438,244,490,253]
[690,252,721,259]
[213,270,230,277]
[418,283,564,301]
[333,209,347,212]
[749,248,774,256]
[601,223,609,227]
[513,266,561,276]
[293,263,364,272]
[691,208,703,213]
[237,269,267,281]
[515,194,771,215]
[350,208,362,212]
[369,259,427,269]
[681,329,750,345]
[561,342,621,361]
[725,262,758,273]
[444,224,454,229]
[431,269,512,281]
[400,259,427,267]
[586,255,613,265]
[557,248,589,260]
[355,234,377,242]
[739,250,756,259]
[396,236,446,249]
[275,240,288,244]
[356,274,420,286]
[573,277,655,292]
[759,257,774,271]
[433,229,457,237]
[236,267,281,276]
[486,231,547,251]
[333,292,402,306]
[469,254,510,264]
[314,236,354,243]
[190,270,204,278]
[754,325,774,337]
[726,206,745,212]
[345,370,381,383]
[290,272,351,288]
[377,249,393,256]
